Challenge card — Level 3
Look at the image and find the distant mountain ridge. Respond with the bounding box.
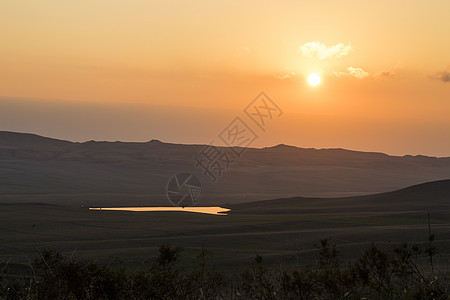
[1,131,450,207]
[1,131,447,158]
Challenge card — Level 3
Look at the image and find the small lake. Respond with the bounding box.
[89,206,230,215]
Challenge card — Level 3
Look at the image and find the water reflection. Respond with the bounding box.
[89,206,230,215]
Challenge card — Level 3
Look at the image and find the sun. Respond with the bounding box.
[307,73,321,86]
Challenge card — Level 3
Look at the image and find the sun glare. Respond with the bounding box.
[307,73,321,86]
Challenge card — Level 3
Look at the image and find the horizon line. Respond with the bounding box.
[1,130,448,159]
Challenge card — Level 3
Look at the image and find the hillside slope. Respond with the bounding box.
[230,179,450,213]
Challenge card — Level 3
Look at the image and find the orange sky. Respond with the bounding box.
[1,1,449,156]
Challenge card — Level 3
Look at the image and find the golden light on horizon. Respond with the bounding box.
[307,73,321,86]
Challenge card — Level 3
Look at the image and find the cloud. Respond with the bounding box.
[238,47,251,57]
[347,67,369,79]
[373,61,403,79]
[273,72,296,80]
[374,71,394,78]
[299,42,353,60]
[332,67,369,79]
[429,70,450,83]
[273,68,296,80]
[274,74,291,80]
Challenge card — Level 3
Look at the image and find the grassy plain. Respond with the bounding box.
[1,201,449,276]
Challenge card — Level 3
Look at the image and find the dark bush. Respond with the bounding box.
[0,240,448,299]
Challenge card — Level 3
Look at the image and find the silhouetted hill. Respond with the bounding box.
[1,131,450,207]
[230,179,450,214]
[0,131,71,147]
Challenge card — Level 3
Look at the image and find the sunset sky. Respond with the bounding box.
[1,1,449,156]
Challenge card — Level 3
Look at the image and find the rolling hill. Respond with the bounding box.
[230,179,450,214]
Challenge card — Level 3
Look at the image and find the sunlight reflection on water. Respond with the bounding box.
[89,206,230,215]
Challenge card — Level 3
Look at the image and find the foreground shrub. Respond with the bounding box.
[0,240,448,299]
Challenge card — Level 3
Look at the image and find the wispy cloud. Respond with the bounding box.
[373,61,403,79]
[299,42,353,60]
[374,71,394,78]
[273,74,292,80]
[347,67,369,79]
[429,70,450,83]
[273,67,296,80]
[238,46,251,57]
[332,67,369,79]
